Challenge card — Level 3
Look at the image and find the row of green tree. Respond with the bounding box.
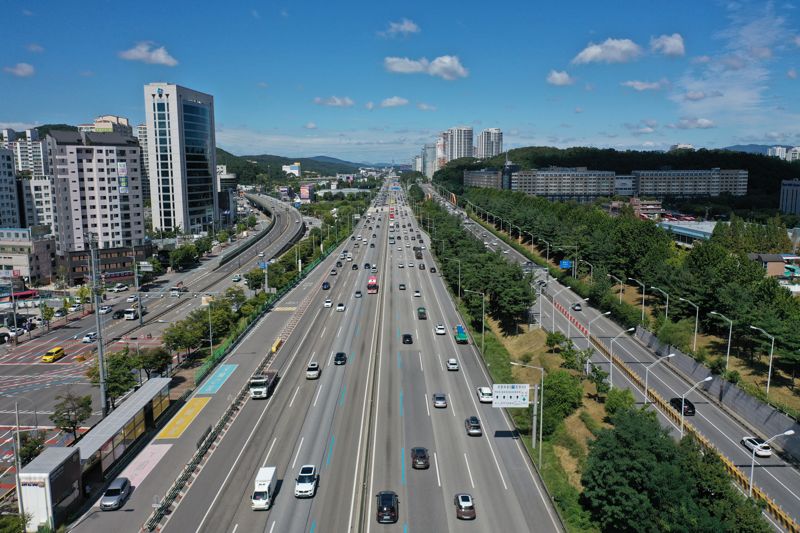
[409,185,534,334]
[169,215,258,271]
[459,186,800,389]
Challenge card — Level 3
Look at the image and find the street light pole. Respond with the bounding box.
[509,362,545,466]
[749,430,795,497]
[464,289,485,354]
[628,277,646,323]
[541,239,551,264]
[749,325,776,395]
[609,328,635,390]
[679,297,700,353]
[650,286,669,320]
[608,273,624,304]
[710,311,733,372]
[551,286,572,332]
[587,311,611,340]
[644,353,675,405]
[680,376,713,437]
[579,260,594,281]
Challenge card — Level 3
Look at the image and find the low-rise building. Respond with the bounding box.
[747,253,786,278]
[463,169,502,189]
[282,162,301,177]
[780,179,800,215]
[511,167,615,202]
[633,168,748,197]
[0,227,56,284]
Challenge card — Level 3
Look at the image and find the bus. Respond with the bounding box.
[367,276,379,294]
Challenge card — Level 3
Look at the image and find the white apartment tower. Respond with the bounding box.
[475,128,503,158]
[446,127,473,160]
[1,129,49,178]
[136,124,150,201]
[422,143,437,178]
[144,83,218,234]
[0,149,21,227]
[19,175,54,228]
[46,130,145,253]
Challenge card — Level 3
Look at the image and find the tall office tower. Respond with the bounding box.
[46,130,145,253]
[0,149,21,227]
[136,124,151,200]
[1,129,49,177]
[423,143,436,178]
[144,82,218,234]
[475,128,503,158]
[436,134,448,169]
[446,127,473,160]
[77,115,134,135]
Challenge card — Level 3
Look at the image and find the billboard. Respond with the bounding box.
[118,162,129,194]
[492,383,530,408]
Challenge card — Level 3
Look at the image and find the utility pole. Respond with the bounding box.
[131,247,143,326]
[14,401,24,524]
[88,235,109,416]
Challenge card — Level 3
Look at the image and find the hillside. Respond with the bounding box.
[240,153,359,175]
[722,144,791,155]
[33,123,79,136]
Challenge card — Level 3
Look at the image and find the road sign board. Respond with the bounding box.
[559,259,572,269]
[492,383,530,408]
[138,261,154,272]
[259,261,267,269]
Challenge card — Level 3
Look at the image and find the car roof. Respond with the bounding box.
[108,477,129,489]
[468,416,480,423]
[299,464,315,473]
[457,494,473,505]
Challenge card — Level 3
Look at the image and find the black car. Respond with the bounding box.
[419,263,425,270]
[112,310,125,319]
[370,243,375,248]
[322,281,331,290]
[336,261,342,268]
[334,352,347,365]
[429,266,437,273]
[352,264,359,270]
[376,491,399,524]
[364,262,371,269]
[402,334,413,344]
[411,447,430,469]
[670,397,695,416]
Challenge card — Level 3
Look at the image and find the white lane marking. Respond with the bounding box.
[337,326,342,338]
[438,354,444,372]
[288,386,300,408]
[320,327,326,338]
[269,522,276,533]
[231,524,238,533]
[425,393,430,417]
[418,351,423,372]
[464,453,475,488]
[291,437,304,469]
[313,384,323,407]
[449,393,455,417]
[262,438,277,467]
[434,452,441,487]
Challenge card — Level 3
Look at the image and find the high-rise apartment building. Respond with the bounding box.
[435,135,448,170]
[446,127,473,160]
[136,124,150,201]
[422,143,437,178]
[0,149,21,227]
[788,148,800,162]
[78,115,133,136]
[768,146,788,160]
[18,175,54,228]
[413,155,422,173]
[46,130,145,253]
[475,128,503,158]
[780,179,800,215]
[144,83,218,234]
[1,129,49,178]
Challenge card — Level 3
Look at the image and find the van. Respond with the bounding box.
[42,346,65,363]
[124,308,139,320]
[169,286,184,297]
[251,467,277,510]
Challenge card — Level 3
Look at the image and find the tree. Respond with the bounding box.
[546,331,567,352]
[50,391,93,440]
[170,244,198,271]
[18,431,45,466]
[217,229,230,243]
[0,514,27,532]
[194,236,213,256]
[588,365,610,400]
[247,214,257,228]
[657,319,693,353]
[604,388,635,418]
[75,285,92,311]
[245,268,264,292]
[163,319,205,357]
[541,370,583,436]
[86,348,137,409]
[133,347,172,378]
[40,303,54,331]
[224,286,247,310]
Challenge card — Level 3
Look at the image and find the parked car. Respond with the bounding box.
[67,304,82,313]
[99,477,131,511]
[411,447,430,469]
[232,274,242,282]
[465,416,482,436]
[454,493,476,520]
[376,491,399,524]
[669,397,695,416]
[741,436,773,458]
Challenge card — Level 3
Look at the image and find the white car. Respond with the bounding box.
[232,274,242,282]
[294,465,317,498]
[503,250,509,254]
[741,436,772,458]
[82,332,98,343]
[398,263,404,269]
[477,387,493,403]
[336,303,345,312]
[413,290,421,297]
[67,304,82,313]
[446,358,459,371]
[435,324,446,335]
[408,262,414,267]
[98,306,113,314]
[323,299,332,308]
[126,295,139,303]
[306,362,321,380]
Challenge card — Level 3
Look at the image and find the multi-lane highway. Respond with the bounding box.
[425,184,800,529]
[154,185,560,533]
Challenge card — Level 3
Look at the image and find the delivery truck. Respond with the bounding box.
[251,466,277,510]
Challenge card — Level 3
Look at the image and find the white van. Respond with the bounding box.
[251,466,277,510]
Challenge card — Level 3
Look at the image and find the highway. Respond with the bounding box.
[157,185,561,533]
[426,185,800,528]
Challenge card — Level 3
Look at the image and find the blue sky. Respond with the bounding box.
[1,0,799,162]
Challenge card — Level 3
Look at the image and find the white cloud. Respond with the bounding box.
[304,122,317,130]
[313,96,354,107]
[683,90,723,101]
[0,121,37,130]
[416,102,436,111]
[650,33,685,56]
[788,68,798,79]
[692,55,712,64]
[383,55,468,80]
[574,107,584,113]
[379,18,420,38]
[365,101,375,110]
[795,36,800,47]
[257,81,268,88]
[251,9,260,19]
[380,96,409,108]
[572,38,643,64]
[21,9,33,16]
[119,42,178,66]
[3,63,34,77]
[546,70,575,86]
[624,119,658,135]
[26,43,44,53]
[280,9,288,18]
[621,79,668,91]
[669,117,715,129]
[79,70,94,77]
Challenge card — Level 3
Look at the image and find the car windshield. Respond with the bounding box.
[298,474,314,483]
[104,488,121,496]
[459,497,473,507]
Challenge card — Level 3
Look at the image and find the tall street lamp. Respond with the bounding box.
[509,362,545,466]
[644,353,675,406]
[628,277,646,323]
[541,239,551,264]
[650,286,669,320]
[578,260,594,282]
[551,285,572,332]
[449,258,462,299]
[710,311,733,372]
[464,289,486,354]
[679,297,700,353]
[749,325,776,395]
[608,273,624,304]
[680,376,712,437]
[609,328,636,390]
[587,311,611,340]
[749,430,794,497]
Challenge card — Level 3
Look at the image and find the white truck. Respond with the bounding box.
[251,466,277,510]
[249,371,278,399]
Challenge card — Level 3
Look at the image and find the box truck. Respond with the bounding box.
[251,466,277,510]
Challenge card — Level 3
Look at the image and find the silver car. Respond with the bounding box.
[433,393,448,408]
[100,477,131,511]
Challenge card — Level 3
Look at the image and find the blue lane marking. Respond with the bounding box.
[396,327,400,338]
[397,351,402,369]
[197,364,237,395]
[404,523,408,533]
[310,521,316,533]
[354,324,360,337]
[339,385,346,406]
[326,436,335,466]
[401,447,406,485]
[399,389,404,417]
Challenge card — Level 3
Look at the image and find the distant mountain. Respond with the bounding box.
[239,153,359,175]
[307,155,360,168]
[33,123,79,136]
[722,144,790,155]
